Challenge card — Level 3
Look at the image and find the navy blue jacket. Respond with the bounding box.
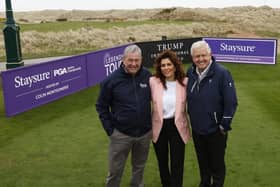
[96,64,152,137]
[187,58,238,135]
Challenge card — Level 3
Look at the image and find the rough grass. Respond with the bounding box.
[1,6,280,61]
[0,21,235,61]
[0,60,279,186]
[19,20,190,32]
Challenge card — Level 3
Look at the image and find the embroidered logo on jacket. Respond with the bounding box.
[139,83,147,88]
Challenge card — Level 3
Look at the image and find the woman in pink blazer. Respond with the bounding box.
[150,50,191,187]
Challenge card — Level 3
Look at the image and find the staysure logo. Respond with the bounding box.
[220,42,256,53]
[104,53,123,76]
[14,72,51,88]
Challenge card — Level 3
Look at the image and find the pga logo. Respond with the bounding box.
[53,67,68,77]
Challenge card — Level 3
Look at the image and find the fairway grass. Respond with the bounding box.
[0,61,280,187]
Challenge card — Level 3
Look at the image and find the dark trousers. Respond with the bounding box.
[192,130,228,187]
[153,118,185,187]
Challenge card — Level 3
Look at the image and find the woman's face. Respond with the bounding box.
[160,58,176,81]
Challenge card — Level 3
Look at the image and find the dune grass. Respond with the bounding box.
[0,20,191,61]
[19,20,191,33]
[0,60,280,186]
[256,30,280,38]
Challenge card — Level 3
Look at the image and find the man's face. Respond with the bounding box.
[123,52,142,75]
[192,47,212,72]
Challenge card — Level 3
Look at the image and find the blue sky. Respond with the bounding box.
[1,0,279,11]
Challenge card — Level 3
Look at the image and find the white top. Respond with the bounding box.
[163,81,176,119]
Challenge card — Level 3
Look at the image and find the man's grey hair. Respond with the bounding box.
[123,45,142,58]
[190,40,212,56]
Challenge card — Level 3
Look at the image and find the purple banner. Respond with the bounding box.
[203,37,277,64]
[86,44,128,87]
[1,45,128,117]
[2,55,88,116]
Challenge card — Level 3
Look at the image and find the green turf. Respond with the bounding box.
[0,60,279,186]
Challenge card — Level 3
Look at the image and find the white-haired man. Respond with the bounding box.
[186,40,238,187]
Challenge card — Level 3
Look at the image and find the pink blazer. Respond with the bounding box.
[149,77,191,144]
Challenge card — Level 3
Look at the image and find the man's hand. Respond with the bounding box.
[219,125,227,135]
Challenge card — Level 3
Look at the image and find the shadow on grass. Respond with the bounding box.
[0,85,100,148]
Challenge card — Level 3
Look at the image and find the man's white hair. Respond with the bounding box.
[190,40,212,56]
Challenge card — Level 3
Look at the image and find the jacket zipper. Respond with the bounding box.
[191,81,197,93]
[214,112,218,124]
[132,76,140,120]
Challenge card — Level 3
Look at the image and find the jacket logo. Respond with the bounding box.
[139,83,147,88]
[209,79,212,83]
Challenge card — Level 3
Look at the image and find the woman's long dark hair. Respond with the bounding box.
[154,50,186,89]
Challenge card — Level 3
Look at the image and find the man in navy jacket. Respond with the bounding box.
[187,41,238,187]
[96,45,152,187]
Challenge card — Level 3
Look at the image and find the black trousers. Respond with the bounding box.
[192,130,228,187]
[153,118,185,187]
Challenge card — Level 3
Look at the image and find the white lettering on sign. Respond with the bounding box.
[14,72,51,88]
[157,42,184,51]
[104,53,123,76]
[54,68,68,77]
[220,43,256,53]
